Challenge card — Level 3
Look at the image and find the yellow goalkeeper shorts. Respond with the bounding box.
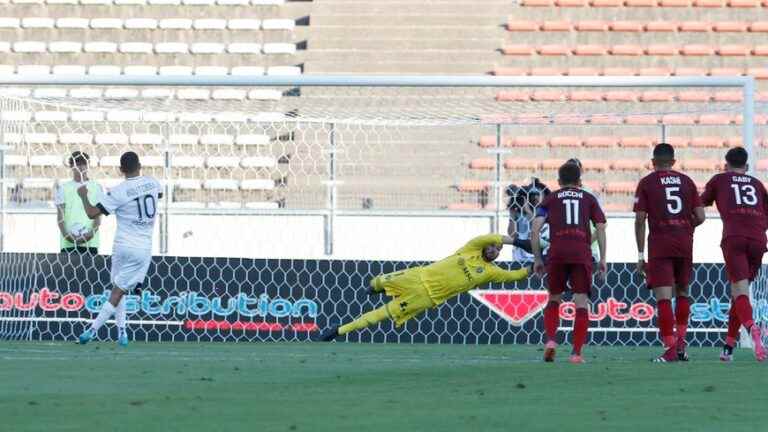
[371,268,435,327]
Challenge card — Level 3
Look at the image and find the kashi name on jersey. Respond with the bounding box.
[731,175,752,184]
[557,190,583,199]
[660,176,681,185]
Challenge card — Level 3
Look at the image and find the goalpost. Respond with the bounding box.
[0,74,764,347]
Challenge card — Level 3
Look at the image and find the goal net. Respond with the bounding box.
[0,75,764,346]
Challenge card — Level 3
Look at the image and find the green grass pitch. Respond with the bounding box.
[0,341,766,432]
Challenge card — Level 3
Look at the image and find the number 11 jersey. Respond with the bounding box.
[633,170,701,259]
[96,176,163,251]
[537,187,605,264]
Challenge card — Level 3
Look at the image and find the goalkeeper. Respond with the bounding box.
[318,234,532,341]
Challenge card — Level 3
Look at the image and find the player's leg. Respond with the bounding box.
[647,258,677,362]
[724,238,765,361]
[672,257,693,361]
[78,286,125,344]
[115,295,128,347]
[568,264,592,364]
[721,307,740,362]
[543,262,566,362]
[366,267,419,296]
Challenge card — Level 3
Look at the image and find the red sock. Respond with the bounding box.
[657,299,675,348]
[572,308,589,356]
[675,296,691,348]
[544,301,560,343]
[726,306,741,347]
[734,295,755,330]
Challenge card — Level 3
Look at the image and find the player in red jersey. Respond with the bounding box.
[634,143,706,362]
[531,162,607,364]
[701,147,767,362]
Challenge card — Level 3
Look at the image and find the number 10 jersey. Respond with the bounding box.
[96,175,163,251]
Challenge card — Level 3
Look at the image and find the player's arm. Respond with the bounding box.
[634,211,647,278]
[700,178,716,207]
[530,215,546,275]
[77,185,107,219]
[457,234,505,254]
[595,222,607,275]
[489,265,530,284]
[692,206,706,228]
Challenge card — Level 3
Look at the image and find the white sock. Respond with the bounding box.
[115,297,127,336]
[90,302,116,333]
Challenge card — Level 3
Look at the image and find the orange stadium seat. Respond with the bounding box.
[532,89,567,101]
[529,67,564,75]
[584,136,618,147]
[681,44,715,55]
[496,90,531,101]
[576,21,609,31]
[682,160,719,171]
[690,136,725,148]
[713,91,742,102]
[698,114,734,124]
[493,67,527,76]
[679,21,711,32]
[556,0,589,5]
[728,0,760,7]
[612,159,648,171]
[448,203,483,210]
[610,45,644,56]
[516,113,550,124]
[538,44,571,56]
[666,137,691,147]
[626,0,657,6]
[542,20,573,31]
[549,136,583,147]
[478,136,508,148]
[639,67,672,76]
[522,0,555,5]
[662,114,697,124]
[713,21,748,32]
[505,158,541,170]
[602,202,632,212]
[725,137,743,147]
[590,0,623,5]
[718,45,750,56]
[752,46,768,56]
[610,21,644,32]
[757,159,768,171]
[553,114,589,124]
[507,20,540,31]
[758,91,768,101]
[469,158,495,170]
[640,90,675,101]
[625,115,659,125]
[605,182,637,194]
[749,22,768,32]
[678,91,712,102]
[582,180,604,191]
[693,0,726,6]
[567,67,601,76]
[569,90,604,101]
[620,137,655,148]
[646,44,678,56]
[709,67,743,76]
[503,45,535,56]
[646,21,679,32]
[602,67,637,75]
[590,114,624,124]
[541,159,564,170]
[581,160,610,171]
[660,0,691,5]
[458,180,490,192]
[573,44,608,55]
[604,90,639,101]
[512,136,548,147]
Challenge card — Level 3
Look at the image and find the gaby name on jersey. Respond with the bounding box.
[0,287,318,319]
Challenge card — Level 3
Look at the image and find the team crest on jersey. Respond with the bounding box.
[458,258,466,266]
[475,267,484,274]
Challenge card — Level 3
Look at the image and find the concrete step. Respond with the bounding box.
[310,13,504,27]
[304,61,490,74]
[310,36,502,50]
[304,49,498,63]
[315,0,509,15]
[309,25,502,41]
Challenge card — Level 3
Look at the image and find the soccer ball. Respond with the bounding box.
[69,223,90,238]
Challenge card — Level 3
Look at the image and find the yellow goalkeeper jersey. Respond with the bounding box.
[420,234,529,305]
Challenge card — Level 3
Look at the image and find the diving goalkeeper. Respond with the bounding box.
[317,234,532,341]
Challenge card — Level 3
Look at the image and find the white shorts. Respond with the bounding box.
[111,247,152,291]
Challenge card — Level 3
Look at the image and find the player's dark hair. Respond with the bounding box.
[120,151,141,173]
[558,162,581,186]
[652,143,675,162]
[566,158,582,171]
[725,147,748,169]
[68,151,90,167]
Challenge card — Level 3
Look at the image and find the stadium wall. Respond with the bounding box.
[3,213,728,262]
[1,253,763,346]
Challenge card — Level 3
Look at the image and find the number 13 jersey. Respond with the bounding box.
[701,172,768,244]
[634,170,701,259]
[96,176,163,251]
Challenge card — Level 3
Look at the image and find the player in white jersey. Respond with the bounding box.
[76,152,163,347]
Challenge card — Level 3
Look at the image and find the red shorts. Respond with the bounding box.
[546,262,592,295]
[722,237,766,283]
[647,257,692,289]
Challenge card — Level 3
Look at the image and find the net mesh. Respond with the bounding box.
[0,81,764,347]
